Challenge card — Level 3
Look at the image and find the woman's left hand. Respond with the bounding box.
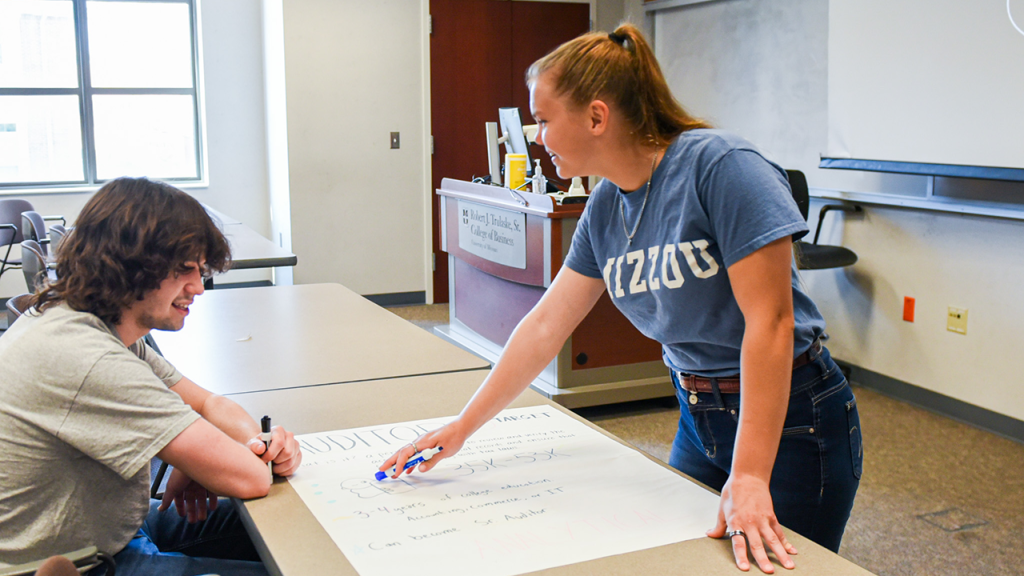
[713,236,802,572]
[707,472,797,573]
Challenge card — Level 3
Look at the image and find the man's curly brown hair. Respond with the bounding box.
[31,177,232,325]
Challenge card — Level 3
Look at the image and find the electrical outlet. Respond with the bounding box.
[947,306,968,335]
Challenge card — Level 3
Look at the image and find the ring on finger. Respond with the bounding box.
[410,442,419,453]
[727,529,745,539]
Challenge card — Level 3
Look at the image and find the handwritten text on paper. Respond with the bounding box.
[290,407,720,576]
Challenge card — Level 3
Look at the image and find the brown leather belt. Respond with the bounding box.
[677,340,823,395]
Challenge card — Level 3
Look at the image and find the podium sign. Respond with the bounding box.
[457,199,527,269]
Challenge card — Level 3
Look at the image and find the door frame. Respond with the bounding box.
[419,0,596,304]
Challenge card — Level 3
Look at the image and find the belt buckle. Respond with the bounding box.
[678,372,699,404]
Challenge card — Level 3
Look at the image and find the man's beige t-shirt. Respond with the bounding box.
[0,303,199,566]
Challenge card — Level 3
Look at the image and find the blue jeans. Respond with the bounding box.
[669,345,862,552]
[91,499,269,576]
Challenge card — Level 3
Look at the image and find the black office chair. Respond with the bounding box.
[786,170,861,270]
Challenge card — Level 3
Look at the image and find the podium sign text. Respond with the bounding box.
[457,200,527,269]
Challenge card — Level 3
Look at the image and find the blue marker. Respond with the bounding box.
[375,447,443,481]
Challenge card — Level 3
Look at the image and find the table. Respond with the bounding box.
[204,205,242,225]
[222,223,297,271]
[151,283,491,396]
[202,206,296,287]
[229,370,875,576]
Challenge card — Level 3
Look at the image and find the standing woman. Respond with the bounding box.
[382,24,861,573]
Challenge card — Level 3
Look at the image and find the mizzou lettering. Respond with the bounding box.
[602,240,720,299]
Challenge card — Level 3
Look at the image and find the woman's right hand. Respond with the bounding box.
[378,419,469,479]
[376,271,607,481]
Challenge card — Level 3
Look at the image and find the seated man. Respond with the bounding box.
[0,177,302,576]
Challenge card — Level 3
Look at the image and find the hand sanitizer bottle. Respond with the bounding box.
[532,159,547,194]
[568,177,585,196]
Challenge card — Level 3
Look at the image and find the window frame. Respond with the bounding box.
[0,0,206,192]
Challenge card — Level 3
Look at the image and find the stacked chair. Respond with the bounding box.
[19,240,52,292]
[0,199,64,290]
[0,199,33,285]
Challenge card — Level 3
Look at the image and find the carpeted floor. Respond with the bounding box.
[387,303,1024,576]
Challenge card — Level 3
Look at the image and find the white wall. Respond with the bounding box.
[0,0,274,297]
[279,0,611,298]
[262,0,294,287]
[623,0,645,28]
[806,203,1024,421]
[190,0,273,285]
[595,0,625,31]
[652,0,1024,421]
[655,0,827,179]
[281,0,428,296]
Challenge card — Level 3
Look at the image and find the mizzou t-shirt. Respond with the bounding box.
[564,129,825,377]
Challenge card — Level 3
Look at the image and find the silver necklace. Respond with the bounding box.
[619,151,659,246]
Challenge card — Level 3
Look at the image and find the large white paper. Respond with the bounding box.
[290,407,720,576]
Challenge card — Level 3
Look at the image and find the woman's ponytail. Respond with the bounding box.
[527,23,710,147]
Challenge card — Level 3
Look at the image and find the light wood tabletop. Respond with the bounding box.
[151,283,491,396]
[230,370,875,576]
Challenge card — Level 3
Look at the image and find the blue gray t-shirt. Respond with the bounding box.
[564,129,825,377]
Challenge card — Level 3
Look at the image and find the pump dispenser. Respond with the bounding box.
[532,159,547,194]
[567,177,585,196]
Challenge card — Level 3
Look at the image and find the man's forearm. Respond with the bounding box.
[200,395,261,444]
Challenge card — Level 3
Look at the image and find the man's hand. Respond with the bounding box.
[246,425,302,477]
[157,467,219,523]
[707,473,797,573]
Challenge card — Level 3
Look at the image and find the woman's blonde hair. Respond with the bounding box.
[526,23,710,148]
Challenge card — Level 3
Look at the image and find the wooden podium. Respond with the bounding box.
[434,178,673,408]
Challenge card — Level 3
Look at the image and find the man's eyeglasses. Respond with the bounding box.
[174,261,213,280]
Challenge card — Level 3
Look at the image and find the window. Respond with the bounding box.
[0,0,203,189]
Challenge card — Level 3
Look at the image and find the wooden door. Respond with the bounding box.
[510,1,590,184]
[429,0,590,302]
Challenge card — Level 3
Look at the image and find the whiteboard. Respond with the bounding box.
[290,407,721,576]
[827,0,1024,170]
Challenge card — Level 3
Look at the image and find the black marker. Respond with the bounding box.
[261,415,273,475]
